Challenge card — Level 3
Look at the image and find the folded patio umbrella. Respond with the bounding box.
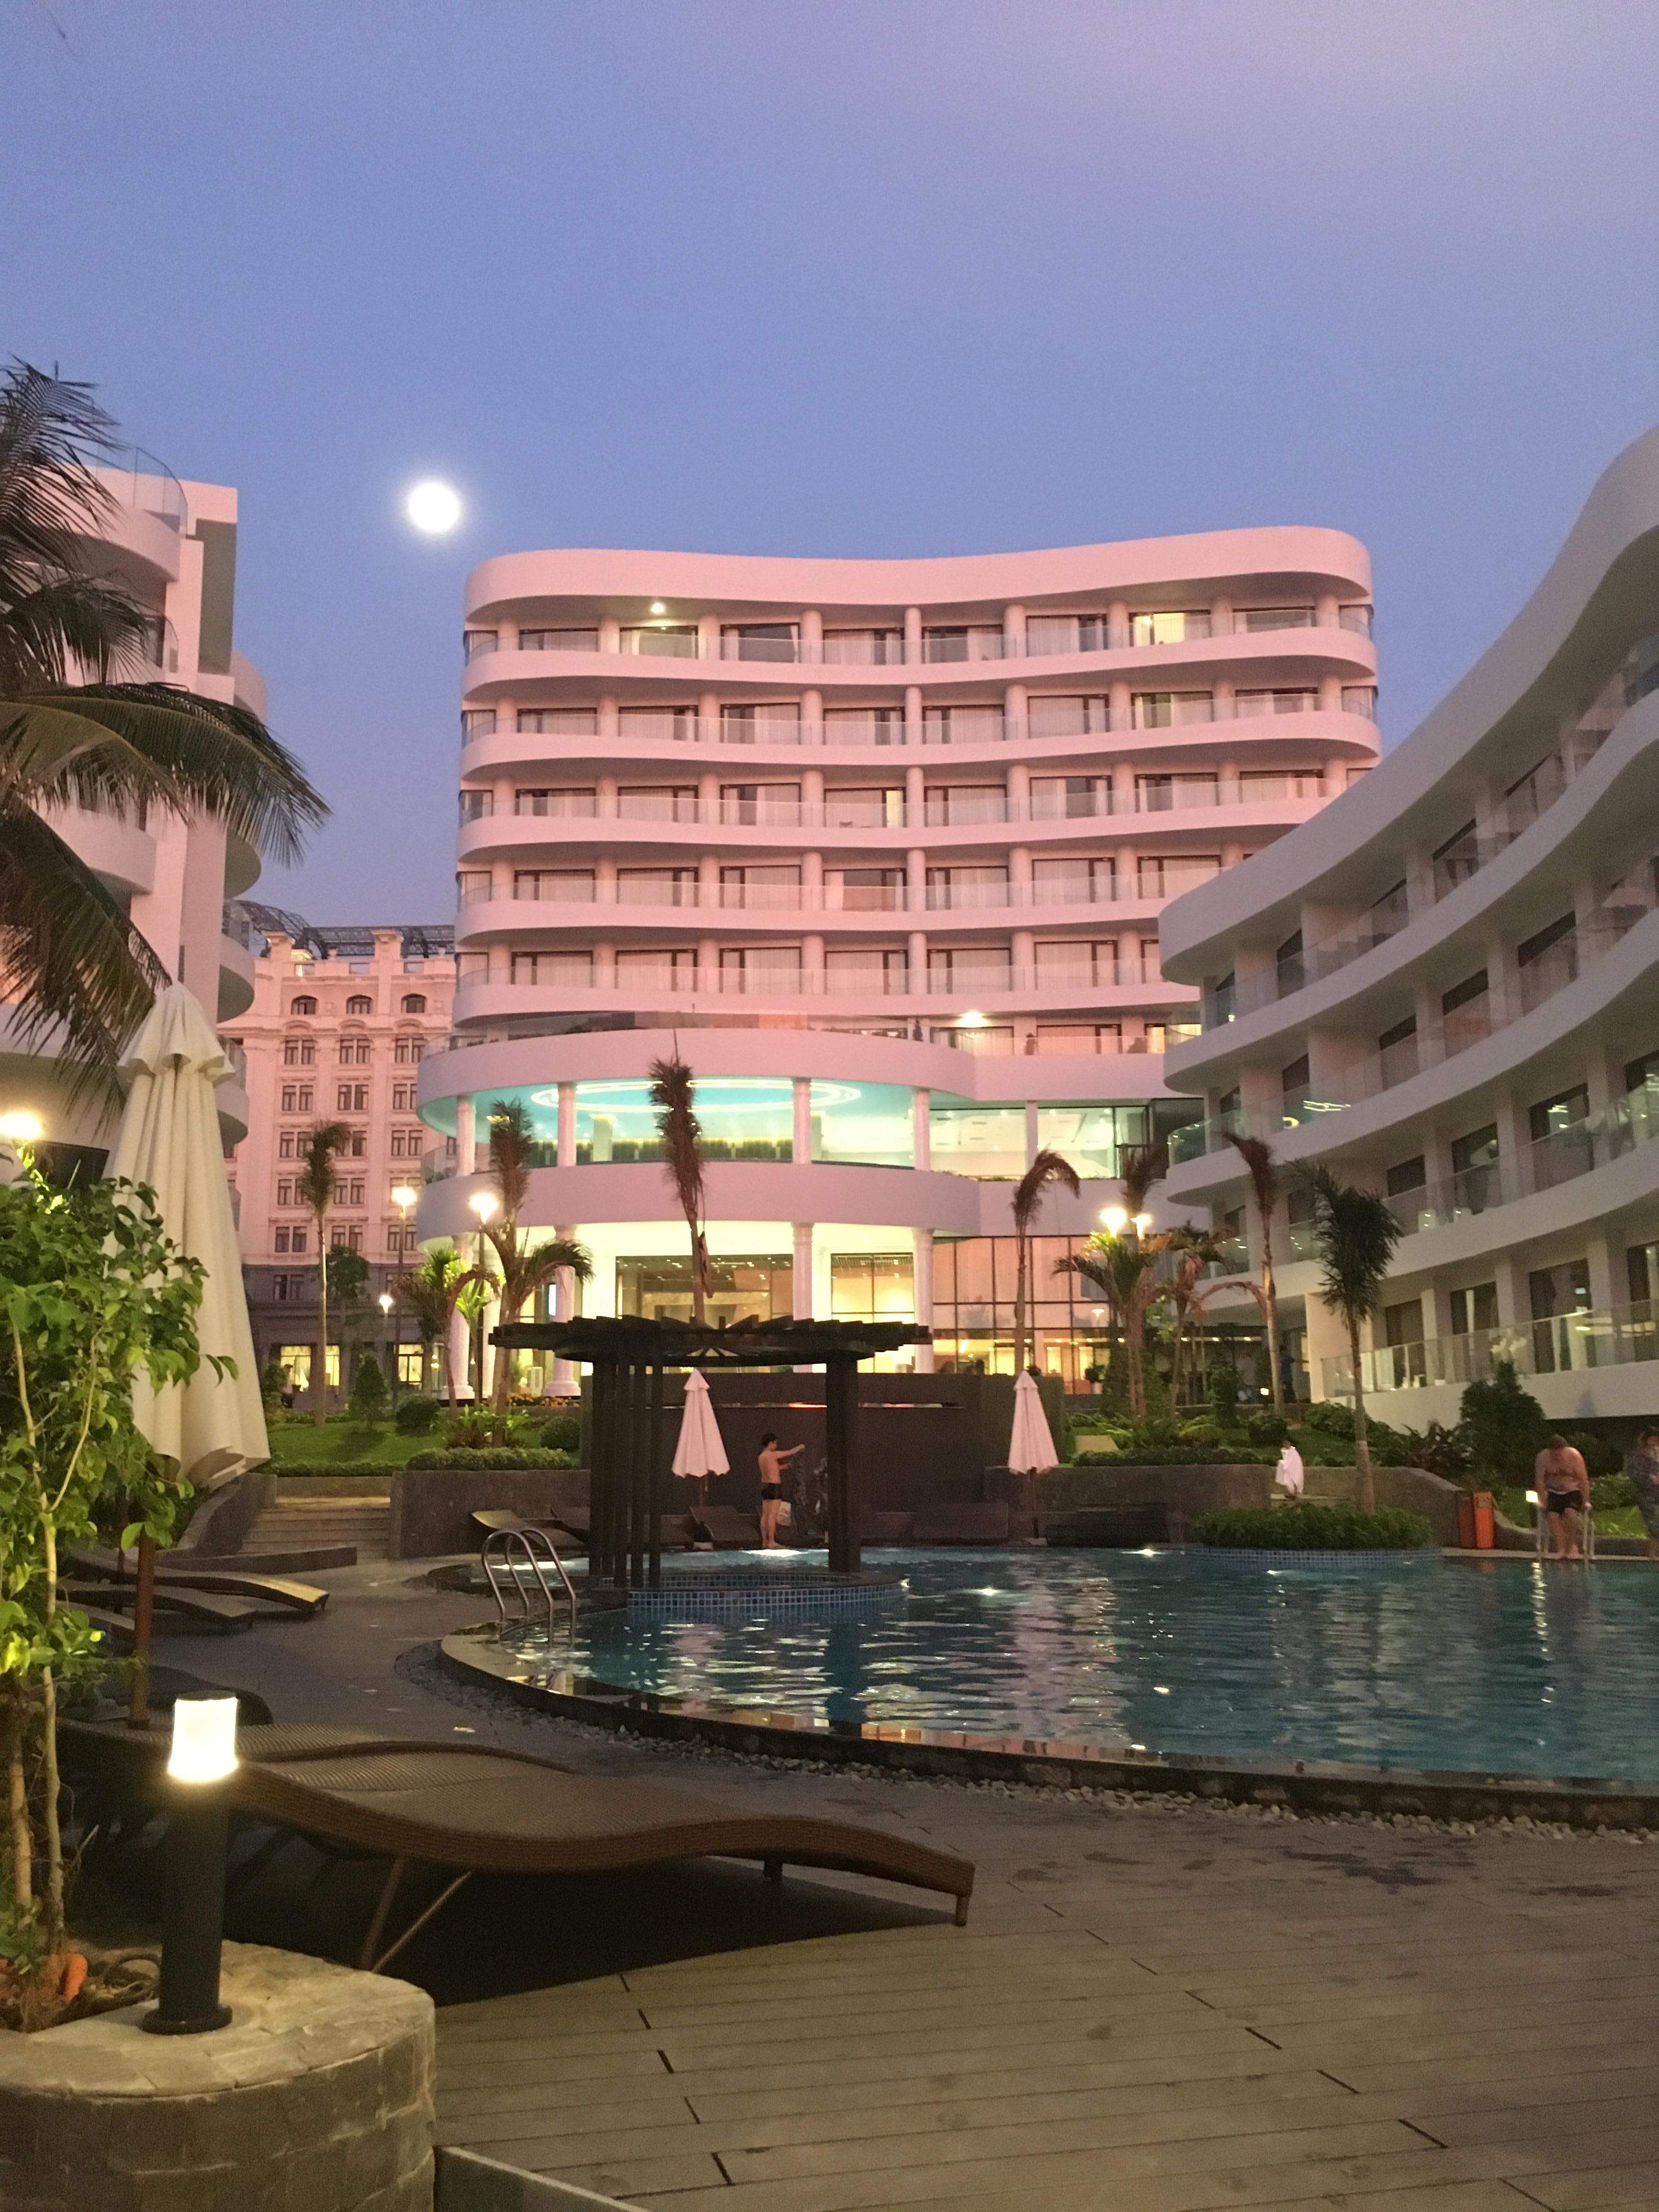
[671,1367,730,1488]
[105,984,269,1718]
[1008,1369,1058,1474]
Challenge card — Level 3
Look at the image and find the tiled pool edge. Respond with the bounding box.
[438,1628,1659,1833]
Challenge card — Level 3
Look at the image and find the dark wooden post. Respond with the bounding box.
[610,1357,635,1589]
[629,1357,650,1590]
[588,1358,613,1581]
[825,1354,861,1575]
[648,1363,665,1589]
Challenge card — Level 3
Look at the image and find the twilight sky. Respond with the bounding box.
[5,1,1658,921]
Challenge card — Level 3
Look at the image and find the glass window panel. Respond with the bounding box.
[810,1079,914,1169]
[929,1099,1027,1180]
[1035,1104,1148,1179]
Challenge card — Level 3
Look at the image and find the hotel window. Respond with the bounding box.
[515,868,596,901]
[517,627,598,652]
[830,1253,915,1322]
[721,864,802,909]
[402,993,426,1014]
[338,1036,371,1064]
[825,948,909,993]
[1137,854,1221,899]
[1130,610,1211,646]
[1236,689,1318,716]
[922,704,1006,745]
[1025,612,1114,653]
[276,1180,293,1206]
[618,866,696,907]
[1131,692,1212,729]
[1136,772,1218,811]
[274,1224,308,1255]
[927,864,1009,911]
[927,944,1014,989]
[821,629,903,665]
[289,995,317,1015]
[282,1037,315,1066]
[459,789,493,822]
[620,622,697,656]
[923,783,1003,826]
[1027,693,1111,738]
[511,950,596,986]
[721,621,799,662]
[346,995,373,1014]
[1239,770,1324,801]
[393,1037,425,1064]
[517,706,598,733]
[392,1084,414,1110]
[275,1132,294,1160]
[337,1082,369,1112]
[616,947,698,987]
[347,1131,366,1158]
[719,945,802,990]
[1236,606,1314,632]
[720,781,800,825]
[825,866,903,911]
[1029,775,1099,820]
[460,709,496,738]
[824,784,902,828]
[346,1224,364,1254]
[618,705,696,740]
[343,1179,365,1207]
[822,706,904,745]
[1032,856,1115,906]
[1035,939,1119,985]
[1342,685,1378,719]
[280,1084,313,1112]
[462,629,497,660]
[515,786,596,816]
[721,702,803,743]
[1450,1283,1500,1335]
[618,783,698,822]
[921,624,1003,663]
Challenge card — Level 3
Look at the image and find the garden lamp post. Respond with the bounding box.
[143,1697,238,2035]
[390,1183,419,1387]
[378,1288,396,1397]
[469,1187,498,1401]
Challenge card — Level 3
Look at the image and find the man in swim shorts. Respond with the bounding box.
[1534,1433,1590,1560]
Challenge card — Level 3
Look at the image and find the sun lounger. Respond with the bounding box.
[856,1510,915,1545]
[63,1723,976,1962]
[910,1502,1011,1545]
[690,1504,760,1548]
[58,1579,256,1632]
[551,1506,693,1553]
[65,1545,329,1618]
[469,1509,583,1550]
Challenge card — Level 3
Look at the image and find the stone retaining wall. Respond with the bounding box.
[0,1942,434,2211]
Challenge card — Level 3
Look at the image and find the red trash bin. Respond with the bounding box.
[1456,1491,1477,1549]
[1472,1490,1496,1550]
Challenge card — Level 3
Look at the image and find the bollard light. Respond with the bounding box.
[142,1697,239,2035]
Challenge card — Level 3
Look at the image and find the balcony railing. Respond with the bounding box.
[472,710,1370,754]
[465,960,1190,1004]
[97,448,189,533]
[462,873,1171,918]
[1323,1302,1659,1398]
[461,612,1376,671]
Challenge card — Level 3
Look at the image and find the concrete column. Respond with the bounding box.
[912,1225,936,1372]
[595,856,617,902]
[1210,596,1233,639]
[912,1087,931,1169]
[803,766,825,817]
[905,683,924,747]
[1003,603,1025,657]
[904,607,923,664]
[599,617,621,653]
[448,1302,472,1402]
[1024,1098,1040,1166]
[1107,599,1130,651]
[1214,678,1235,720]
[1414,980,1443,1068]
[1009,844,1033,896]
[594,939,617,988]
[1316,592,1341,629]
[1490,1088,1528,1199]
[597,774,618,816]
[1218,757,1241,805]
[698,935,719,990]
[801,688,823,750]
[1007,763,1030,817]
[906,847,928,910]
[1585,1226,1618,1319]
[1318,675,1344,714]
[1109,680,1132,731]
[697,613,720,660]
[557,1081,577,1168]
[1485,935,1513,1025]
[905,763,926,827]
[793,1076,812,1166]
[803,932,825,988]
[1492,1249,1530,1333]
[697,689,719,742]
[698,771,720,825]
[1005,681,1026,741]
[792,1221,815,1319]
[909,928,929,998]
[803,849,824,906]
[801,608,823,662]
[455,1096,475,1180]
[1012,927,1035,988]
[597,693,619,740]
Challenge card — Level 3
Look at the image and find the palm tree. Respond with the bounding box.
[1308,1165,1403,1513]
[390,1242,479,1408]
[1010,1148,1080,1374]
[295,1120,352,1423]
[0,364,327,1096]
[1119,1137,1169,1224]
[648,1049,709,1322]
[1227,1132,1284,1410]
[1057,1233,1166,1418]
[1164,1229,1223,1408]
[479,1099,592,1430]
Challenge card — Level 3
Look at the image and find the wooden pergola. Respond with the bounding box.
[492,1316,930,1583]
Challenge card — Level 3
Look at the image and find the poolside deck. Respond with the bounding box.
[435,1770,1659,2211]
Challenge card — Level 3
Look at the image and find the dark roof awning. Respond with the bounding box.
[492,1316,930,1366]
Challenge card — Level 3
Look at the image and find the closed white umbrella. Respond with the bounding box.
[106,984,268,1482]
[1009,1369,1058,1475]
[672,1367,729,1492]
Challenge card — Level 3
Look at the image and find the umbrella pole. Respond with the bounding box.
[127,1532,157,1730]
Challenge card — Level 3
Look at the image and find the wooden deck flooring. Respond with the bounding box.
[433,1767,1659,2210]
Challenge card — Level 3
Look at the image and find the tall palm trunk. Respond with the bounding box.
[313,1217,329,1424]
[1261,1237,1282,1411]
[1012,1234,1029,1373]
[1350,1314,1376,1513]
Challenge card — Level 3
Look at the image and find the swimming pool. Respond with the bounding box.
[505,1547,1659,1785]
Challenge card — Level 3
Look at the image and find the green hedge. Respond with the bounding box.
[274,1463,394,1481]
[1194,1504,1434,1550]
[404,1447,579,1471]
[1072,1444,1264,1466]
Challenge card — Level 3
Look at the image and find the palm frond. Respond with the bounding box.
[1226,1131,1279,1211]
[0,365,133,692]
[0,803,163,1103]
[484,1096,537,1224]
[1011,1147,1081,1239]
[1309,1165,1402,1327]
[1120,1139,1169,1217]
[649,1050,708,1308]
[294,1120,353,1216]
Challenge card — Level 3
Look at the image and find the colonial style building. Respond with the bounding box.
[222,913,454,1398]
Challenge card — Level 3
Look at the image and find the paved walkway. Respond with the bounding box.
[186,1564,1659,2211]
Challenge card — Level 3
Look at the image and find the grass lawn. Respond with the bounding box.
[266,1421,428,1467]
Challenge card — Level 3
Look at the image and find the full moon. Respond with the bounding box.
[405,479,463,535]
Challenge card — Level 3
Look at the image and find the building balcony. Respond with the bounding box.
[1323,1301,1659,1401]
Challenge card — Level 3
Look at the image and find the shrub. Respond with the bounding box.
[1074,1443,1263,1466]
[1194,1504,1433,1550]
[1592,1472,1635,1511]
[259,1356,286,1414]
[1243,1409,1290,1451]
[1398,1420,1473,1482]
[405,1447,578,1471]
[1207,1363,1238,1422]
[526,1410,581,1453]
[394,1393,440,1434]
[348,1351,389,1423]
[1304,1400,1356,1439]
[442,1406,501,1449]
[1459,1361,1549,1477]
[274,1462,396,1479]
[1564,1427,1628,1480]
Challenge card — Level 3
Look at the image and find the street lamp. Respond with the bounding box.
[377,1289,396,1397]
[1099,1205,1128,1234]
[143,1697,238,2035]
[468,1189,498,1400]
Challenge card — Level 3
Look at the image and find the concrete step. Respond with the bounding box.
[245,1498,389,1561]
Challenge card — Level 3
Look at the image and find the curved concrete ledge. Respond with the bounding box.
[439,1626,1659,1832]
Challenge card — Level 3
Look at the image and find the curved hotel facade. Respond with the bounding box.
[415,529,1378,1380]
[1160,428,1659,1421]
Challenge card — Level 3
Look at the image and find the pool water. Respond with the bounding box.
[534,1548,1659,1784]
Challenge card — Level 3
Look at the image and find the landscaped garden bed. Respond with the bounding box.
[1194,1503,1434,1550]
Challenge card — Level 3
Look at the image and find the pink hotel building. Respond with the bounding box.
[416,531,1379,1381]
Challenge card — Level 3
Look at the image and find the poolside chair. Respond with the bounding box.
[910,1502,1011,1545]
[690,1503,761,1548]
[63,1720,976,1965]
[58,1578,256,1632]
[64,1544,329,1618]
[469,1508,583,1551]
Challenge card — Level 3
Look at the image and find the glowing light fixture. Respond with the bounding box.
[404,479,463,535]
[649,600,666,614]
[469,1189,499,1224]
[166,1696,239,1785]
[378,1291,393,1316]
[391,1182,417,1218]
[1132,1211,1153,1234]
[959,1010,986,1028]
[1100,1205,1128,1233]
[145,1697,239,2036]
[0,1110,43,1144]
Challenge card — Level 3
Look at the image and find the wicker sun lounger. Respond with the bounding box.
[58,1579,256,1632]
[690,1504,761,1548]
[469,1509,583,1550]
[65,1545,329,1618]
[66,1722,975,1965]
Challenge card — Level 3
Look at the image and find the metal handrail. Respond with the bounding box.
[481,1525,579,1641]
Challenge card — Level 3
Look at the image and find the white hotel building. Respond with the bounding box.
[1160,428,1659,1423]
[414,529,1378,1381]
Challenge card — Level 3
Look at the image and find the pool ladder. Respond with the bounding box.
[1534,1502,1596,1560]
[481,1526,580,1642]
